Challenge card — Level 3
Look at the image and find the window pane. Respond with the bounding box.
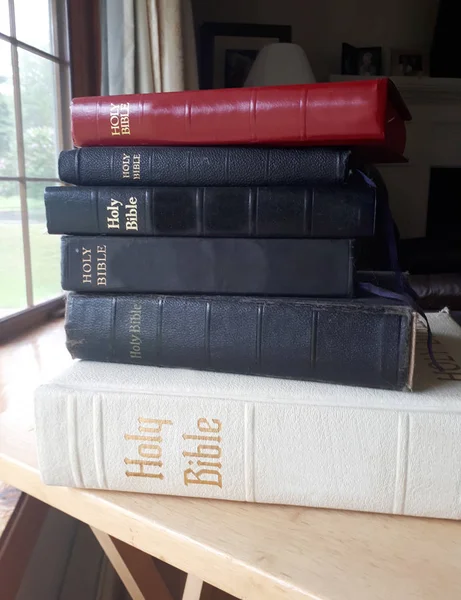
[19,49,59,178]
[0,40,18,177]
[28,181,61,304]
[0,181,27,316]
[14,0,53,55]
[0,0,10,35]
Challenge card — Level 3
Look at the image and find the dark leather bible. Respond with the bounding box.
[58,147,353,187]
[45,180,376,237]
[65,294,415,390]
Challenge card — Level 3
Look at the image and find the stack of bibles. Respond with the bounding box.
[35,79,461,519]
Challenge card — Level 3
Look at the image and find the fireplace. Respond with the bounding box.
[426,167,461,240]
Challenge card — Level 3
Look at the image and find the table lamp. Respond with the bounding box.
[244,43,316,86]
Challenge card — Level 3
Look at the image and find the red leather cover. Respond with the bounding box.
[71,79,411,162]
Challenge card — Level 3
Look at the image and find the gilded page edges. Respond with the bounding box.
[406,312,418,391]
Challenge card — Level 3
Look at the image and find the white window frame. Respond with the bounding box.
[0,0,71,316]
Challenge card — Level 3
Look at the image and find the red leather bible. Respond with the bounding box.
[71,79,411,162]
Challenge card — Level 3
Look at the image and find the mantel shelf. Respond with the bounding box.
[329,75,461,104]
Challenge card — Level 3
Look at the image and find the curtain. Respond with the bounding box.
[100,0,199,95]
[67,0,101,97]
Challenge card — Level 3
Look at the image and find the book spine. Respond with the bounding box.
[37,370,457,518]
[45,185,376,237]
[70,80,389,148]
[61,237,354,296]
[64,294,412,389]
[57,147,351,187]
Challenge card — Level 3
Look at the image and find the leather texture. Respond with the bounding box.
[65,294,412,389]
[34,310,461,518]
[45,178,377,237]
[70,79,410,162]
[58,146,352,187]
[61,236,354,296]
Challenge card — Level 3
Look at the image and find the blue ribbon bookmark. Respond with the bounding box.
[357,169,443,372]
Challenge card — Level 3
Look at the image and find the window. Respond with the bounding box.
[0,0,71,320]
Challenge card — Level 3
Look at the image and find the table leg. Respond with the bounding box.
[182,574,215,600]
[91,526,173,600]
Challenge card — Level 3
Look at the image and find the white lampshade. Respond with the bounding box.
[244,43,316,87]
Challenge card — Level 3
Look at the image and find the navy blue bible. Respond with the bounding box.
[61,236,354,296]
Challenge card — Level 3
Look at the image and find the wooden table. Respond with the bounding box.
[2,320,461,600]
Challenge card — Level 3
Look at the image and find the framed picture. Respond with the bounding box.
[341,43,382,76]
[199,23,292,89]
[391,49,428,76]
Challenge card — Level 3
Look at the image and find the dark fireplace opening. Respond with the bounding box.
[426,167,461,240]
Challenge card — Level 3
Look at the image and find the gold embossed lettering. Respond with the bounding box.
[182,418,222,488]
[129,303,142,358]
[132,153,141,180]
[106,197,123,229]
[110,103,120,136]
[122,153,131,179]
[81,246,92,284]
[124,418,173,479]
[96,245,107,286]
[120,102,131,135]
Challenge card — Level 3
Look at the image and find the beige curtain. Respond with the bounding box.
[100,0,199,95]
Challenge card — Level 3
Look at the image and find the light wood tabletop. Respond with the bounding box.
[1,320,461,600]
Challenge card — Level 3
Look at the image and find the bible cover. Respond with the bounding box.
[64,294,414,390]
[70,79,411,163]
[45,179,377,237]
[61,237,354,296]
[58,146,353,187]
[35,312,461,520]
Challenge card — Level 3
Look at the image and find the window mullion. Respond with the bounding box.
[9,0,34,307]
[52,0,72,151]
[0,31,68,64]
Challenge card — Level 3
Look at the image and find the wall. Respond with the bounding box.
[192,0,439,82]
[379,94,461,238]
[193,0,452,239]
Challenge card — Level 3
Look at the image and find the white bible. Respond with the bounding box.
[35,310,461,519]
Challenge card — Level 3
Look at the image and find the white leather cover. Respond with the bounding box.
[35,310,461,518]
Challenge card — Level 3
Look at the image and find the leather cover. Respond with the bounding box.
[70,79,411,163]
[58,146,353,187]
[35,311,461,520]
[65,294,413,390]
[61,237,354,296]
[45,178,377,237]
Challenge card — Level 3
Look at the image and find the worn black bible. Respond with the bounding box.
[61,236,354,296]
[65,294,415,390]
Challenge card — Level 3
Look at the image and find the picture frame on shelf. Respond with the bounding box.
[391,49,429,77]
[199,22,292,89]
[341,43,382,76]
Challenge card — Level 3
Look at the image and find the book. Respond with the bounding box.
[70,79,411,163]
[35,311,461,519]
[64,294,413,389]
[58,146,354,187]
[45,180,377,238]
[61,237,354,296]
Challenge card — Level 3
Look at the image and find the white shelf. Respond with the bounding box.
[329,75,461,104]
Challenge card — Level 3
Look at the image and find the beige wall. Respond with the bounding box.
[192,0,439,82]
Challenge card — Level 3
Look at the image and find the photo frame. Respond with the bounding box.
[391,49,429,77]
[199,23,292,89]
[341,43,382,77]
